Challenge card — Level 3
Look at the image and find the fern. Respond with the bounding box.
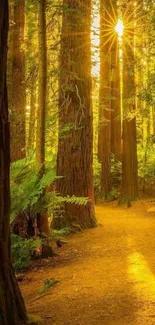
[39,279,59,294]
[10,158,58,221]
[63,195,88,205]
[11,234,41,271]
[11,158,89,222]
[51,227,71,240]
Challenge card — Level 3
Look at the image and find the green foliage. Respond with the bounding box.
[138,137,155,185]
[59,123,75,139]
[51,227,71,240]
[62,195,88,205]
[93,154,101,199]
[11,227,70,271]
[11,234,41,271]
[28,314,43,325]
[39,279,60,294]
[10,158,58,222]
[111,154,122,191]
[93,154,121,200]
[11,158,89,223]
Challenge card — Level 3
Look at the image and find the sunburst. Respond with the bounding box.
[115,19,124,37]
[91,0,149,77]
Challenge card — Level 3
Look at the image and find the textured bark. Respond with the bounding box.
[120,2,138,202]
[0,1,27,324]
[27,81,37,154]
[37,211,50,235]
[10,0,26,162]
[153,106,155,135]
[36,0,47,175]
[111,39,121,161]
[98,0,112,199]
[7,1,14,108]
[54,0,97,229]
[36,0,50,234]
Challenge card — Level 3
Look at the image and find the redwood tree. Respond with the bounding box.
[10,0,26,162]
[27,79,37,154]
[36,0,47,174]
[120,1,138,203]
[98,0,112,199]
[111,38,121,161]
[0,1,27,323]
[54,0,97,229]
[36,0,50,234]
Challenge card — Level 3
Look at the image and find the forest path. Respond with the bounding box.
[21,200,155,325]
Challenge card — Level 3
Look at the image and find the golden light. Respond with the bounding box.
[115,19,124,37]
[91,0,100,77]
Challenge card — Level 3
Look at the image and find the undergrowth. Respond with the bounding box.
[11,227,70,271]
[11,234,42,270]
[10,157,88,222]
[93,153,122,200]
[10,158,88,271]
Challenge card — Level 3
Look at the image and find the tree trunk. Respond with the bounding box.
[10,0,26,162]
[0,1,27,324]
[98,0,112,199]
[119,2,138,203]
[111,39,121,161]
[53,0,97,229]
[27,80,37,154]
[7,1,14,108]
[36,0,50,234]
[153,106,155,135]
[110,2,121,191]
[36,0,46,175]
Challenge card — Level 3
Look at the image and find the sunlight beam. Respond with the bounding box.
[115,19,124,37]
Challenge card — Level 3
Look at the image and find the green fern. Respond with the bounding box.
[11,234,41,271]
[51,227,71,239]
[63,195,88,205]
[11,158,89,222]
[39,279,60,294]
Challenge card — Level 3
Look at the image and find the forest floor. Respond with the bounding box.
[20,199,155,325]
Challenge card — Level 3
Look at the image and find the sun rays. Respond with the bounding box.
[115,19,124,37]
[91,0,149,77]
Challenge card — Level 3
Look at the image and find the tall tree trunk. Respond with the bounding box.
[10,0,26,162]
[119,2,138,204]
[7,1,14,108]
[36,0,46,175]
[111,2,121,191]
[153,106,155,135]
[27,80,37,154]
[53,0,97,229]
[98,0,112,199]
[111,39,121,161]
[36,0,50,234]
[27,6,38,156]
[0,1,27,324]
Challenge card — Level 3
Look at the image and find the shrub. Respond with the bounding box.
[11,234,41,271]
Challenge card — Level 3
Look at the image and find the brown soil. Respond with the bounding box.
[20,200,155,325]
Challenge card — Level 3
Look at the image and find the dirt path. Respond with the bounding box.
[21,200,155,325]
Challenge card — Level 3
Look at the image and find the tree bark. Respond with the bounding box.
[153,106,155,135]
[53,0,97,229]
[36,0,47,175]
[119,2,138,203]
[27,80,37,154]
[0,1,27,324]
[10,0,26,162]
[98,0,112,199]
[111,39,121,161]
[36,0,50,234]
